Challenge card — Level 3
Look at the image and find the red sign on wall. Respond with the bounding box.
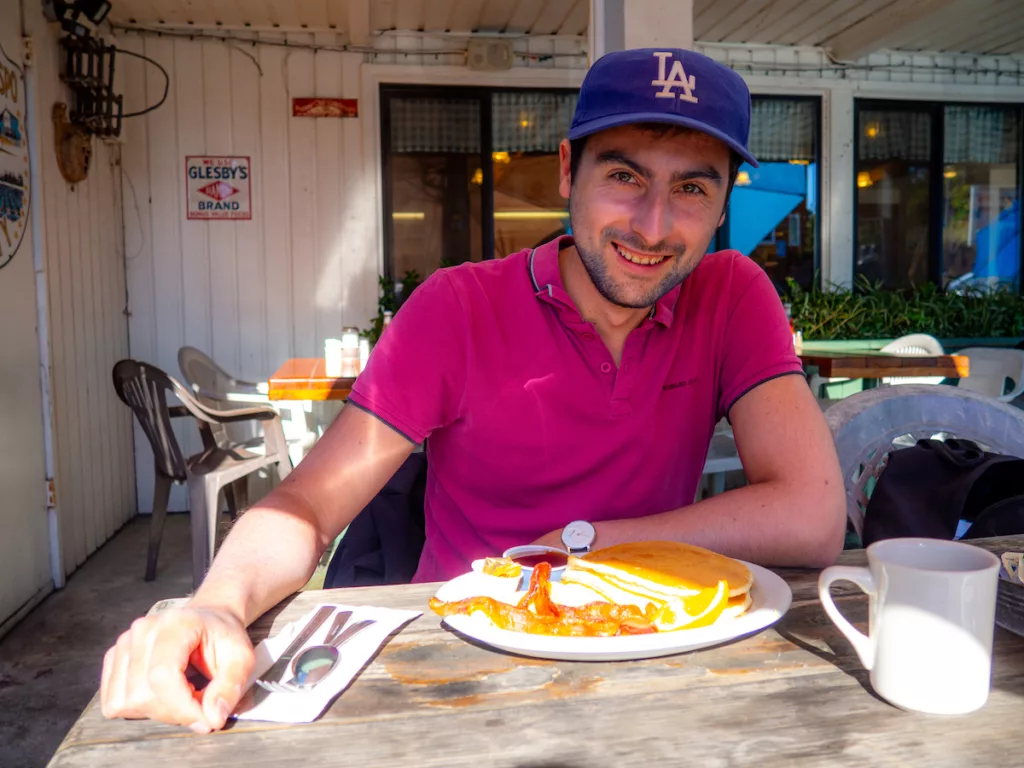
[292,98,358,118]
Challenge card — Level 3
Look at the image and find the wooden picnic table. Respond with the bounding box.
[799,350,970,380]
[267,358,355,401]
[49,535,1024,768]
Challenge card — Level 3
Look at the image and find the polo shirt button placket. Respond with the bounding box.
[600,362,613,374]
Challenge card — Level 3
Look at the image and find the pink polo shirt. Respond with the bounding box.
[347,236,803,582]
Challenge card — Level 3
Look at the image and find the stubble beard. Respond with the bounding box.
[568,190,703,310]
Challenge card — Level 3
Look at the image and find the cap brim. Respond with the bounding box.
[568,112,759,168]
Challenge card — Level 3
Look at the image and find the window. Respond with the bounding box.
[943,106,1020,291]
[855,101,1023,291]
[384,93,486,281]
[381,86,577,283]
[715,97,821,292]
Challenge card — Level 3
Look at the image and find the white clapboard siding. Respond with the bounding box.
[117,26,584,512]
[32,20,135,574]
[119,30,379,511]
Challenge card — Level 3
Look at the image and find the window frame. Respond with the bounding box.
[379,83,578,282]
[852,98,1024,292]
[712,94,823,291]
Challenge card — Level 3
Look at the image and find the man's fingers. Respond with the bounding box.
[201,639,255,729]
[99,646,116,718]
[124,619,155,716]
[102,634,132,718]
[146,620,209,729]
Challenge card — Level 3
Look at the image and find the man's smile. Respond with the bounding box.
[612,241,671,267]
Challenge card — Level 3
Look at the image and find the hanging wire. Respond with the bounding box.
[114,47,170,118]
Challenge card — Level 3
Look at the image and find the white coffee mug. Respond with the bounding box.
[818,538,999,714]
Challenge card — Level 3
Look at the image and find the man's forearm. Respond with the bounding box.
[592,479,846,568]
[186,404,418,626]
[187,486,326,626]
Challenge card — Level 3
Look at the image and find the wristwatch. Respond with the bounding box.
[561,520,596,555]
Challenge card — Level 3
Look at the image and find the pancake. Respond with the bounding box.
[562,541,753,600]
[721,591,753,620]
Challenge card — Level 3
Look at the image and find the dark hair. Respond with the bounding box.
[568,125,743,209]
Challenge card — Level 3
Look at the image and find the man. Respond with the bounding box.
[100,48,845,732]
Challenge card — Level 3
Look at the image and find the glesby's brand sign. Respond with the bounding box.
[185,156,251,220]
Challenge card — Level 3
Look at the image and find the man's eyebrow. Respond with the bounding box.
[595,151,724,186]
[594,150,652,179]
[670,166,723,186]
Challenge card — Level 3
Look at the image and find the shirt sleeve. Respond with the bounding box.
[717,258,805,420]
[347,269,468,444]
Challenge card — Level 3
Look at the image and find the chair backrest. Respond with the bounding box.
[178,346,236,406]
[955,347,1024,401]
[826,384,1024,538]
[112,359,189,482]
[878,335,946,386]
[880,333,945,356]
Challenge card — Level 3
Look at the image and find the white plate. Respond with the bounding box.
[434,561,792,661]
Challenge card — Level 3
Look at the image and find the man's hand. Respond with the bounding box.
[100,606,254,733]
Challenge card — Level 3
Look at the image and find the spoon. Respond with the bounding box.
[283,617,376,690]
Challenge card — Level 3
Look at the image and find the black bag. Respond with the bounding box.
[862,438,1024,546]
[323,452,428,587]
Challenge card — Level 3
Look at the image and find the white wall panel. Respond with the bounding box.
[23,6,134,579]
[120,31,379,511]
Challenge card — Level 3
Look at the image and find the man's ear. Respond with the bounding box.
[718,211,727,228]
[558,139,572,199]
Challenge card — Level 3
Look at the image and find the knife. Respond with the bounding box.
[259,605,335,685]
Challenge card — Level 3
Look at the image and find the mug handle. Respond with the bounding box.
[818,566,877,670]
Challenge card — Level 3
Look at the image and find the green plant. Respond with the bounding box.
[785,277,1024,340]
[361,270,424,345]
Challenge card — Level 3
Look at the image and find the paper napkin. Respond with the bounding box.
[233,603,421,723]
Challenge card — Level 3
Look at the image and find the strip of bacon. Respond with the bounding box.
[429,561,657,636]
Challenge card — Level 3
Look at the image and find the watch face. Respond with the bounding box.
[562,520,595,550]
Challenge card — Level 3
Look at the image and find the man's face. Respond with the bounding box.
[559,125,731,310]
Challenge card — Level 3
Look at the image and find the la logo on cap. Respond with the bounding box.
[651,51,698,104]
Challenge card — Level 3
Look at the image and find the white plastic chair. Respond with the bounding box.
[701,420,742,498]
[113,359,292,588]
[879,333,946,386]
[178,346,317,467]
[955,347,1024,402]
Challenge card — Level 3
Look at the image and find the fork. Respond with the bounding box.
[255,618,376,694]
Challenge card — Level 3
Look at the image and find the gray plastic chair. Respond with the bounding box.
[826,384,1024,541]
[113,359,292,588]
[178,346,317,466]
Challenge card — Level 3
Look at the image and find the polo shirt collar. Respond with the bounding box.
[528,235,681,329]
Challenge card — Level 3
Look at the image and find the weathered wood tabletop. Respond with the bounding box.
[267,358,356,401]
[798,351,970,380]
[49,536,1024,768]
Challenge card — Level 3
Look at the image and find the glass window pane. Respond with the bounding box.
[942,105,1020,291]
[490,91,577,257]
[855,107,933,289]
[385,95,483,281]
[723,98,819,291]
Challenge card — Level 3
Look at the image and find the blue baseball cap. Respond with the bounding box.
[569,48,758,167]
